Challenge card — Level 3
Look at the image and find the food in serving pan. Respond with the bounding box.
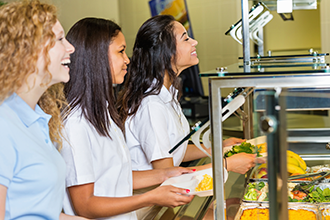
[243,182,299,201]
[321,206,330,220]
[252,150,307,179]
[301,186,330,203]
[287,150,307,172]
[240,208,268,220]
[239,208,317,220]
[195,174,213,192]
[243,182,268,202]
[311,165,330,179]
[243,180,330,203]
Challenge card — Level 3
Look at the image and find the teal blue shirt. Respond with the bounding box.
[0,93,66,220]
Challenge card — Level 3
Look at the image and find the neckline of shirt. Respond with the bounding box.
[4,93,51,127]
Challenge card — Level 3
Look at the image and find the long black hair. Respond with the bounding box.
[64,17,123,137]
[117,15,180,123]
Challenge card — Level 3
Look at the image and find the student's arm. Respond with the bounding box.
[182,144,209,162]
[67,183,194,219]
[132,166,195,189]
[183,137,245,162]
[0,184,6,220]
[151,157,211,171]
[151,158,174,169]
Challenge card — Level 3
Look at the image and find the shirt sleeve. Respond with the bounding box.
[61,117,95,187]
[131,102,173,163]
[0,118,16,188]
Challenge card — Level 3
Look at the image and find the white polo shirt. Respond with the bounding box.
[61,108,136,220]
[125,85,190,171]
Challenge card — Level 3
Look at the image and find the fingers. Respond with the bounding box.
[167,185,192,195]
[226,153,264,174]
[177,167,196,174]
[171,188,195,205]
[155,185,194,207]
[256,157,266,164]
[164,167,196,179]
[230,137,245,143]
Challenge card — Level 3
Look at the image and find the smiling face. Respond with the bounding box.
[37,20,75,86]
[109,31,130,84]
[172,21,199,74]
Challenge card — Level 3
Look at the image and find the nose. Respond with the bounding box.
[192,38,198,47]
[65,39,75,54]
[124,52,130,65]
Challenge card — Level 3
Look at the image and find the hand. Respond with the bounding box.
[147,185,194,208]
[226,153,265,174]
[163,167,195,181]
[222,137,246,148]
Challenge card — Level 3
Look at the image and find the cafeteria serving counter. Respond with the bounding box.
[205,61,330,220]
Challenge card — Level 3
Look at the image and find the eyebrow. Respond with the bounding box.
[57,30,64,37]
[180,32,187,39]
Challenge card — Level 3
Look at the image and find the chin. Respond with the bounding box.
[61,74,70,83]
[191,58,199,66]
[50,77,70,86]
[114,79,124,85]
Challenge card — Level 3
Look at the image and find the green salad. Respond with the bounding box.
[224,142,262,158]
[302,186,330,203]
[243,182,268,201]
[244,181,330,203]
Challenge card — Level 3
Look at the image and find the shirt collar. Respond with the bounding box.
[146,79,179,104]
[4,93,52,127]
[159,85,176,103]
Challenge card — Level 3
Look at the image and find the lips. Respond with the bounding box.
[191,50,197,56]
[61,58,71,68]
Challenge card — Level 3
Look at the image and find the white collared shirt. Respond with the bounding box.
[61,108,136,220]
[125,85,190,171]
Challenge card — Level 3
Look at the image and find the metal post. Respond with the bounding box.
[243,94,253,139]
[261,89,288,220]
[241,0,251,72]
[209,80,226,220]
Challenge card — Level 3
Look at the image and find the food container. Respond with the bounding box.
[235,202,321,220]
[234,202,268,220]
[310,165,330,182]
[288,203,320,220]
[319,203,330,220]
[243,180,330,204]
[242,181,309,203]
[242,181,269,203]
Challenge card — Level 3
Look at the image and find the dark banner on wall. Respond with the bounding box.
[149,0,194,38]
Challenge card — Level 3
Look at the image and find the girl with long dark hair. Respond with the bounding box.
[118,15,263,174]
[60,17,195,220]
[117,15,265,219]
